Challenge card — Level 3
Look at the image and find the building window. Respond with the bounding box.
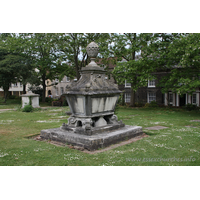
[148,79,155,87]
[60,87,64,95]
[125,80,131,88]
[125,93,131,103]
[56,88,59,96]
[13,83,18,87]
[66,76,70,82]
[169,93,173,104]
[192,93,197,104]
[148,92,156,103]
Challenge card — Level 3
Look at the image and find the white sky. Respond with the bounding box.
[1,1,200,33]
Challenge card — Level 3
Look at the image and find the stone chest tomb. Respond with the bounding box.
[40,42,143,150]
[21,91,40,108]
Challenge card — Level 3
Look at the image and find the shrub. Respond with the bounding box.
[145,101,158,108]
[144,103,150,108]
[185,103,197,111]
[63,99,68,106]
[149,100,158,107]
[22,105,34,112]
[9,95,17,99]
[134,102,144,107]
[45,97,53,103]
[117,94,125,106]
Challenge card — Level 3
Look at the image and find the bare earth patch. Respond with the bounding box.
[0,109,15,112]
[0,129,12,135]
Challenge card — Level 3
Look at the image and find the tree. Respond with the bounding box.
[157,33,200,95]
[58,33,112,80]
[19,33,65,102]
[0,48,29,102]
[139,33,200,96]
[112,33,153,106]
[112,33,197,106]
[0,33,35,94]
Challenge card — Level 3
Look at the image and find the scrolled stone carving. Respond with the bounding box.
[109,115,119,125]
[67,116,77,127]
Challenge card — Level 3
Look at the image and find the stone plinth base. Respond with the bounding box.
[40,125,143,151]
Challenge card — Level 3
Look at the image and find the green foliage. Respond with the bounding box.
[45,97,53,103]
[117,93,125,106]
[145,101,158,108]
[33,107,42,112]
[22,105,34,112]
[134,102,144,107]
[0,34,35,102]
[9,95,18,99]
[58,33,112,80]
[62,99,68,106]
[184,103,197,111]
[29,86,43,97]
[141,33,200,95]
[111,33,157,107]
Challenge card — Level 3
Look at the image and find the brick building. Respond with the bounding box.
[46,57,200,107]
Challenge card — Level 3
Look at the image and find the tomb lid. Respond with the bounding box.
[20,91,40,97]
[64,42,122,95]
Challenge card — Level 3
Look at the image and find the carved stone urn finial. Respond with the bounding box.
[86,42,99,58]
[86,42,100,69]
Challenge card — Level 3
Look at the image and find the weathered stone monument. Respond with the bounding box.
[21,91,40,108]
[40,42,143,150]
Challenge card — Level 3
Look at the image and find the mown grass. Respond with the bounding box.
[0,97,51,109]
[0,104,200,166]
[0,98,22,109]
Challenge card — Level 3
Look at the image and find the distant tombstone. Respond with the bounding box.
[20,91,40,108]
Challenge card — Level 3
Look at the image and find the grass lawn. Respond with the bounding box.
[0,102,200,166]
[0,97,52,109]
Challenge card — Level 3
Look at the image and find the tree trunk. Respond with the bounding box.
[3,88,9,103]
[76,65,80,80]
[122,93,125,106]
[42,74,46,102]
[75,55,80,80]
[130,87,135,107]
[23,84,26,94]
[130,33,136,107]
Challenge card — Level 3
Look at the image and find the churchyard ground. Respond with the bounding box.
[0,101,200,166]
